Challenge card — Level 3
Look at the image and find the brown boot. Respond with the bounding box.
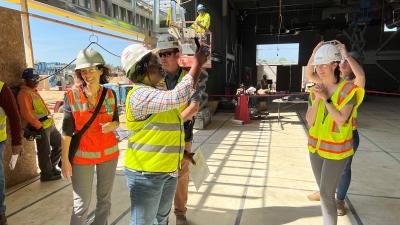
[0,213,8,225]
[176,215,187,225]
[336,199,347,216]
[307,191,320,201]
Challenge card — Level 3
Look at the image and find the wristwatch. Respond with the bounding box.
[326,98,332,104]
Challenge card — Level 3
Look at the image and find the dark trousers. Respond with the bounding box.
[35,124,62,175]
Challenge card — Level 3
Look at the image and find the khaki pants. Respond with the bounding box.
[71,158,118,225]
[174,142,192,216]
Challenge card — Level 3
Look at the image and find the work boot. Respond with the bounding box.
[40,173,62,182]
[336,199,347,216]
[0,213,8,225]
[176,215,187,225]
[52,167,61,176]
[307,191,320,201]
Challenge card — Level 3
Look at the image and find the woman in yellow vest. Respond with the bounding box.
[305,41,365,216]
[306,43,364,225]
[120,44,207,225]
[61,48,120,225]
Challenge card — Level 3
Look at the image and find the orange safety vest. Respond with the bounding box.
[308,80,364,160]
[66,85,119,164]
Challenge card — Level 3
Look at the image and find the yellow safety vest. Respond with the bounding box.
[308,80,364,160]
[191,12,211,33]
[125,85,184,172]
[20,86,54,129]
[0,82,7,142]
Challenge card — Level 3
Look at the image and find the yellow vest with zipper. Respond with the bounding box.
[0,82,7,142]
[19,86,54,129]
[308,80,364,160]
[125,85,184,172]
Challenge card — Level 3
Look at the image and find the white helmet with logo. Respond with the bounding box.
[75,48,105,70]
[156,34,181,52]
[313,44,342,65]
[121,44,152,74]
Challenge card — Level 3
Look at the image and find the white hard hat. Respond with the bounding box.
[75,48,105,70]
[121,44,152,74]
[313,44,342,65]
[155,34,181,52]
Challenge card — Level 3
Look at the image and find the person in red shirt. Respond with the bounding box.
[0,81,23,225]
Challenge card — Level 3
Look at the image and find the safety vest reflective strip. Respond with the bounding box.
[125,85,184,172]
[76,145,118,159]
[319,139,353,153]
[337,82,357,106]
[308,134,317,148]
[0,82,6,142]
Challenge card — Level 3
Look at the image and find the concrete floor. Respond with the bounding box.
[5,95,400,225]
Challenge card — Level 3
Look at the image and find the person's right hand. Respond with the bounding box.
[62,160,73,181]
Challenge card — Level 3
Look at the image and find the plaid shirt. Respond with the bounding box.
[129,75,194,120]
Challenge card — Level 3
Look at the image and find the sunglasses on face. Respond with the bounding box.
[158,51,176,58]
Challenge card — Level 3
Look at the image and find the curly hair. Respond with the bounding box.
[75,65,109,86]
[127,53,161,83]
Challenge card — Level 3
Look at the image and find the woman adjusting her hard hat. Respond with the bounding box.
[61,48,120,225]
[306,43,364,225]
[121,43,208,225]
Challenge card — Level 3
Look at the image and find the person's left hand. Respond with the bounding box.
[11,145,23,155]
[100,122,118,133]
[313,83,329,101]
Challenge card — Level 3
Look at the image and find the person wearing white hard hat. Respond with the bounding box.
[305,43,364,225]
[305,41,365,216]
[121,43,208,225]
[61,48,120,225]
[156,34,200,225]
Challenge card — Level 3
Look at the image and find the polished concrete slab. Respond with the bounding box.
[5,95,400,225]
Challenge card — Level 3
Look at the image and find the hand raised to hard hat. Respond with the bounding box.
[332,40,348,59]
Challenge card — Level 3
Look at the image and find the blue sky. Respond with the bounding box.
[0,1,139,66]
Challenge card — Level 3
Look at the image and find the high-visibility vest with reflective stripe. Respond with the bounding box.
[66,85,119,165]
[19,86,54,129]
[125,85,184,172]
[0,82,7,142]
[308,80,364,160]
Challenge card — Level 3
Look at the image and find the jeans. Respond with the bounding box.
[0,142,5,214]
[125,169,178,225]
[336,130,360,200]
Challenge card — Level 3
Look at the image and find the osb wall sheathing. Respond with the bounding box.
[0,7,39,187]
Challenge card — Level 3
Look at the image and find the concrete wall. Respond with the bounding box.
[0,7,38,187]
